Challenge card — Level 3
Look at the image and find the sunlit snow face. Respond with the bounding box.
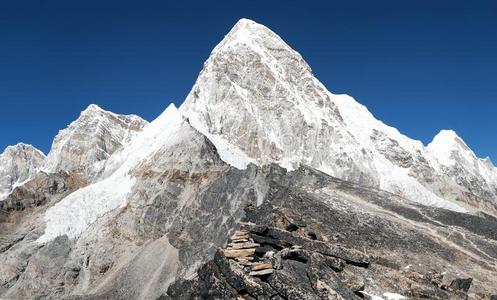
[180,19,476,213]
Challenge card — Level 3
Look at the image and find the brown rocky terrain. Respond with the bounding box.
[165,165,497,300]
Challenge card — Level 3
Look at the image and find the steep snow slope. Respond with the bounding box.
[38,104,182,243]
[43,104,147,181]
[0,143,46,200]
[180,19,486,212]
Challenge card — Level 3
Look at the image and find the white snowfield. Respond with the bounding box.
[361,292,407,300]
[8,18,492,243]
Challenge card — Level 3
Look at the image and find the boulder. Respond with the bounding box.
[224,248,256,258]
[450,278,472,292]
[249,269,274,276]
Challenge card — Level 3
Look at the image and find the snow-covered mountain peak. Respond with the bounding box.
[79,103,145,126]
[180,19,495,213]
[430,129,467,148]
[181,19,371,176]
[233,17,258,27]
[211,18,313,77]
[43,104,148,181]
[81,103,104,114]
[0,143,46,199]
[2,143,45,157]
[216,18,267,43]
[427,129,476,167]
[214,18,282,51]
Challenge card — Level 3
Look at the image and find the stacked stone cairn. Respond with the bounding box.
[223,225,274,276]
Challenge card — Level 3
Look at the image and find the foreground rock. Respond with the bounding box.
[163,165,497,300]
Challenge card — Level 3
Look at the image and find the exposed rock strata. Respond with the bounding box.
[164,165,497,300]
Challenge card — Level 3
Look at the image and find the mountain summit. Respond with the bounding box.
[43,104,147,181]
[0,143,45,199]
[181,19,496,214]
[1,19,496,299]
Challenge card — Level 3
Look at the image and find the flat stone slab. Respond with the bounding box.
[230,235,250,241]
[251,262,273,271]
[224,248,256,258]
[249,269,274,276]
[235,256,254,261]
[228,242,260,249]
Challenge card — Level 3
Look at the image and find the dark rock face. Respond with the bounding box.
[163,165,497,300]
[370,129,414,168]
[450,278,472,292]
[0,171,86,214]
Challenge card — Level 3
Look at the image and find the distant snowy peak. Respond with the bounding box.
[427,130,476,166]
[427,130,497,200]
[0,143,46,199]
[39,104,183,242]
[1,143,45,158]
[81,104,145,128]
[427,129,497,176]
[43,104,148,181]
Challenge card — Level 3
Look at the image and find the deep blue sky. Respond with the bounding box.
[1,1,496,161]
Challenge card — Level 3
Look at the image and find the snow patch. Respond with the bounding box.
[383,292,407,300]
[361,291,407,300]
[37,174,135,243]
